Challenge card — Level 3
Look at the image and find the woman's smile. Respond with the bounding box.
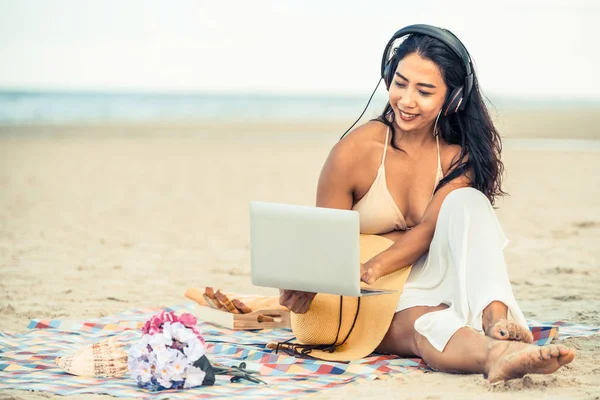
[398,109,419,121]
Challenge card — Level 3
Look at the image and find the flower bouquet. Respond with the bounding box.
[127,310,264,392]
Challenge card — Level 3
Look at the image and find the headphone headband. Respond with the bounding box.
[381,24,474,113]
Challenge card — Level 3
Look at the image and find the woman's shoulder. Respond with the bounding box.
[344,119,388,141]
[319,121,387,190]
[331,120,388,160]
[439,140,467,174]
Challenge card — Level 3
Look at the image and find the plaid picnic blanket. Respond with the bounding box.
[1,303,598,399]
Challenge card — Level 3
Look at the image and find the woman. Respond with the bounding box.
[279,25,575,382]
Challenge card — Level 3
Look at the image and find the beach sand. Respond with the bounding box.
[1,111,599,399]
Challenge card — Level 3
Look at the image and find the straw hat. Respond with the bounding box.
[286,234,412,361]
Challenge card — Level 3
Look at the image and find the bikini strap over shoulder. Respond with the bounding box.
[381,127,390,165]
[430,134,444,201]
[435,133,442,170]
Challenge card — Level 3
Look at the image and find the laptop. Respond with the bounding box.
[250,201,397,297]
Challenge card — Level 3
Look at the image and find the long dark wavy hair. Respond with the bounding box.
[376,33,505,205]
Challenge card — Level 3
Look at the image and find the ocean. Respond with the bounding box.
[1,90,598,125]
[0,91,391,125]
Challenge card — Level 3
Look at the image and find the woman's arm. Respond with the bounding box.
[279,127,363,313]
[314,137,356,209]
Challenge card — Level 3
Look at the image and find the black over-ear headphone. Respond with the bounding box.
[381,24,474,116]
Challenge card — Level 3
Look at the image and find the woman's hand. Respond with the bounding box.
[360,262,380,285]
[279,289,317,314]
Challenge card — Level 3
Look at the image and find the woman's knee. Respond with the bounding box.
[442,187,490,212]
[436,187,494,228]
[436,187,505,245]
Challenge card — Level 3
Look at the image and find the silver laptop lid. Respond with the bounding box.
[250,201,361,297]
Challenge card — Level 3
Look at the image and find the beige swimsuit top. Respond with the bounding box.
[352,127,444,234]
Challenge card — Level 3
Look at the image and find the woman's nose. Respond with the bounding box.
[399,90,416,108]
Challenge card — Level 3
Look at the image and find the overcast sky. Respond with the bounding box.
[1,0,599,99]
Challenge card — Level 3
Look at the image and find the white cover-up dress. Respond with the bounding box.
[352,127,528,352]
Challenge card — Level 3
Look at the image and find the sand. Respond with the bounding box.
[1,113,599,399]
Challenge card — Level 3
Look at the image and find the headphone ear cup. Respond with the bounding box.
[443,86,464,116]
[383,63,391,89]
[384,57,398,90]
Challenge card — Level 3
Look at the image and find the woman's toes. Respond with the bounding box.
[486,343,576,383]
[540,346,553,360]
[557,346,576,364]
[486,320,533,343]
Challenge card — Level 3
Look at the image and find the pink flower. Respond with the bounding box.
[148,325,162,335]
[163,311,179,324]
[178,313,197,328]
[140,310,204,344]
[141,320,152,334]
[177,313,204,344]
[150,315,164,330]
[141,311,169,334]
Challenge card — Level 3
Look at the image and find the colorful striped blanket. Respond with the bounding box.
[1,303,598,399]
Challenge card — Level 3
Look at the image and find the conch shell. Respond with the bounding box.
[55,336,128,378]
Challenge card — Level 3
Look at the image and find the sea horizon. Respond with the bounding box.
[1,89,599,125]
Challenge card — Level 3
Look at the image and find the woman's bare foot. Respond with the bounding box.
[485,319,534,343]
[485,341,575,383]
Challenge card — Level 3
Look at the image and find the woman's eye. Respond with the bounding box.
[394,82,431,97]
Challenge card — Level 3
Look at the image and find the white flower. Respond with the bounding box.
[171,322,196,343]
[127,335,150,359]
[148,334,173,367]
[157,376,173,389]
[146,350,158,365]
[128,341,150,360]
[157,363,172,381]
[127,356,138,372]
[155,347,179,366]
[183,338,205,362]
[168,356,187,381]
[172,348,187,364]
[184,365,206,389]
[161,322,174,346]
[149,334,168,353]
[135,361,153,383]
[140,334,151,346]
